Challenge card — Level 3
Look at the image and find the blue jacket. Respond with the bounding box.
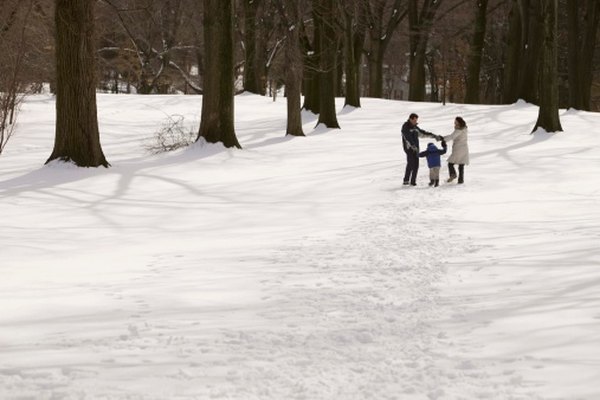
[419,141,447,168]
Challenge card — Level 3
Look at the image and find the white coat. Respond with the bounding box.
[443,127,469,165]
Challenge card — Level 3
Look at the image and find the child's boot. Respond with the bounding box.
[434,180,439,187]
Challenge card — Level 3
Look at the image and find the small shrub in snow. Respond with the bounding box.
[145,114,196,154]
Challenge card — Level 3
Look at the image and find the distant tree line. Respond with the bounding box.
[1,0,599,166]
[3,0,599,108]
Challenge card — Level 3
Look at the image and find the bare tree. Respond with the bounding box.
[0,1,32,155]
[47,0,109,167]
[464,0,489,103]
[502,0,543,104]
[533,0,562,133]
[241,0,265,94]
[363,0,407,98]
[300,9,320,114]
[342,0,366,107]
[98,0,201,94]
[313,0,340,128]
[197,0,241,148]
[275,0,306,136]
[407,0,443,101]
[566,0,600,111]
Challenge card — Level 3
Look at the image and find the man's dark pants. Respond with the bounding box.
[403,150,419,184]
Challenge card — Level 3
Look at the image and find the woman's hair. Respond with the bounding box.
[409,113,419,120]
[455,116,467,128]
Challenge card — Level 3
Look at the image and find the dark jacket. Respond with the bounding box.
[419,141,447,168]
[401,120,435,152]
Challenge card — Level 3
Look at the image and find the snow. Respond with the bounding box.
[1,93,599,399]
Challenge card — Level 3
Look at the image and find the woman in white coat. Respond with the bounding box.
[443,116,469,184]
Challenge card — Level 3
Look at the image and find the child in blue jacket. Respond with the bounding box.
[418,140,447,187]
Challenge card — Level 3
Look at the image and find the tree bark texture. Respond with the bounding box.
[313,0,340,129]
[367,43,385,98]
[198,0,240,148]
[533,0,562,133]
[278,0,304,136]
[301,19,321,114]
[465,0,489,104]
[503,0,542,104]
[566,0,600,110]
[242,0,265,95]
[364,0,406,99]
[408,0,442,102]
[47,0,108,167]
[343,3,365,108]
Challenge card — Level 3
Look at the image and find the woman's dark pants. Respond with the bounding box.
[448,163,465,183]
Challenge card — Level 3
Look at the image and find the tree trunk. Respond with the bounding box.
[426,52,438,102]
[409,45,427,101]
[566,0,600,110]
[502,0,522,103]
[335,48,344,97]
[465,0,489,104]
[343,5,364,108]
[520,1,542,103]
[314,0,340,128]
[301,20,320,114]
[367,42,385,98]
[533,0,562,133]
[47,0,108,167]
[408,0,442,102]
[242,0,264,95]
[503,0,542,104]
[363,0,406,99]
[198,0,240,148]
[579,1,600,110]
[280,0,304,136]
[285,51,304,136]
[566,0,580,109]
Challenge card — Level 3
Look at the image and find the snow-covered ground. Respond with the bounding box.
[1,93,599,399]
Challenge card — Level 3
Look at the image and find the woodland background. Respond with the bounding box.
[1,1,599,104]
[1,0,599,162]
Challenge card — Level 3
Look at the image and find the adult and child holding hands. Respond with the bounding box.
[401,113,470,187]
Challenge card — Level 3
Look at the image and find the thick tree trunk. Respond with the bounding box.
[243,0,264,95]
[567,0,583,110]
[409,44,427,101]
[520,1,542,103]
[408,0,441,102]
[367,42,385,98]
[335,51,344,97]
[314,0,340,129]
[579,1,600,110]
[282,1,304,136]
[465,0,489,104]
[566,0,600,110]
[47,0,108,167]
[502,0,522,103]
[198,0,240,148]
[426,53,438,102]
[285,62,304,136]
[301,21,320,114]
[343,7,363,108]
[533,0,562,133]
[503,0,542,104]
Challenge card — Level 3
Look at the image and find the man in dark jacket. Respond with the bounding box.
[401,113,438,186]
